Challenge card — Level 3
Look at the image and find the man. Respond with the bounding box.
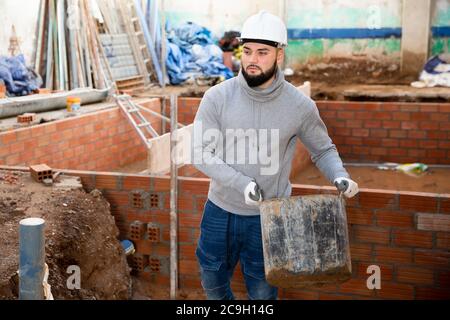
[192,11,358,300]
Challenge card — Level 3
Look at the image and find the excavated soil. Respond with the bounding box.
[0,169,131,300]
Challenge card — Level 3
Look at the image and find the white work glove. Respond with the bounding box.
[244,181,264,206]
[334,177,359,198]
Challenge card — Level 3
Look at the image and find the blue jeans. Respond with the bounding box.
[196,200,278,300]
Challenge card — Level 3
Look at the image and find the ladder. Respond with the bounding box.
[117,0,151,86]
[116,95,186,149]
[127,0,157,84]
[116,95,159,148]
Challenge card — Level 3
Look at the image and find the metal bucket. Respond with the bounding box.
[259,195,352,289]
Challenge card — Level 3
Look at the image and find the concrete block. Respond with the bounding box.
[129,221,147,241]
[30,164,53,183]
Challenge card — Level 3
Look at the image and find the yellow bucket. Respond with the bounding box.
[67,97,81,112]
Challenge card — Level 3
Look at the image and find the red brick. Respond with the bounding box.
[396,266,435,285]
[179,178,210,195]
[414,250,450,268]
[318,293,354,300]
[419,104,439,112]
[359,191,397,209]
[334,127,352,136]
[400,140,418,148]
[376,211,413,228]
[393,230,433,248]
[355,111,373,120]
[438,271,450,288]
[350,243,373,261]
[371,129,388,138]
[123,176,151,190]
[347,207,373,225]
[282,290,319,300]
[410,113,430,121]
[179,259,200,274]
[95,174,119,189]
[417,213,450,232]
[399,194,438,213]
[338,278,377,297]
[374,246,412,264]
[393,112,411,121]
[178,213,201,228]
[426,150,447,158]
[408,149,426,158]
[439,121,450,131]
[439,197,450,213]
[420,121,439,130]
[389,149,408,156]
[10,142,25,154]
[382,121,400,129]
[407,130,427,139]
[352,146,370,155]
[345,119,363,129]
[320,110,336,118]
[400,104,419,112]
[153,178,171,192]
[381,139,399,147]
[419,140,438,149]
[345,137,363,145]
[427,131,447,139]
[152,211,170,226]
[376,282,414,300]
[401,121,419,130]
[153,244,170,256]
[389,130,407,138]
[353,226,390,245]
[430,113,448,121]
[352,128,370,137]
[439,140,450,149]
[103,190,131,207]
[438,104,450,113]
[436,232,450,250]
[364,120,382,128]
[162,227,193,244]
[177,195,196,211]
[1,132,17,144]
[415,287,450,300]
[370,147,388,156]
[337,111,354,119]
[373,112,392,120]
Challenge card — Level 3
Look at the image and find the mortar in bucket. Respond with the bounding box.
[259,194,352,289]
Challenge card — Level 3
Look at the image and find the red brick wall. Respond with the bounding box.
[0,99,161,171]
[175,99,450,176]
[9,166,442,300]
[317,101,450,165]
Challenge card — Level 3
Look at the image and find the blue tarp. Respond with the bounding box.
[0,54,42,96]
[165,22,234,85]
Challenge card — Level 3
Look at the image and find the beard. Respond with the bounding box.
[242,61,278,88]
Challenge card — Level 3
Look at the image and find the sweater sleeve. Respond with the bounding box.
[296,100,350,183]
[191,92,253,193]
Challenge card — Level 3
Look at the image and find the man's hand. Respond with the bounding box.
[244,181,264,206]
[334,177,359,198]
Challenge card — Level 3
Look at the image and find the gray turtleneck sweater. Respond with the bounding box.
[192,68,349,216]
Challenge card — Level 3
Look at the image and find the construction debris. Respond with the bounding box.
[0,170,131,300]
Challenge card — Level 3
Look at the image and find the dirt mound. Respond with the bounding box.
[0,170,131,300]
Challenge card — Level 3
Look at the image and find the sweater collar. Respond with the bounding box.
[237,67,285,103]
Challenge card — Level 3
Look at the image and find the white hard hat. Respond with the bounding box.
[240,10,288,48]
